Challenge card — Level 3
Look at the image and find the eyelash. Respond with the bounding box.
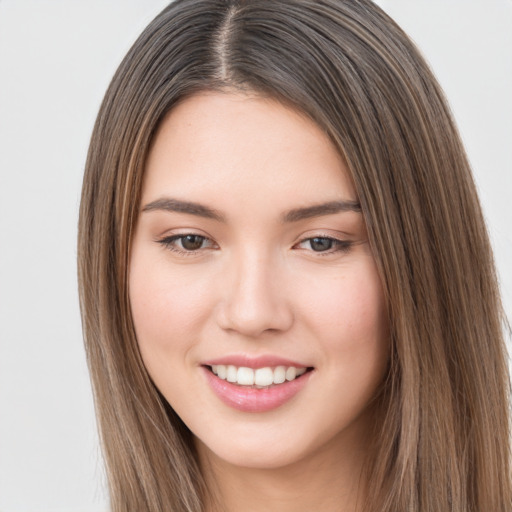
[157,234,353,256]
[157,234,216,255]
[294,236,353,255]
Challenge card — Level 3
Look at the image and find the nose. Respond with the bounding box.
[216,251,294,338]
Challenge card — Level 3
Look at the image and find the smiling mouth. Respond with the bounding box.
[207,364,313,389]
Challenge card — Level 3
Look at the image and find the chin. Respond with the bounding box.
[197,436,310,470]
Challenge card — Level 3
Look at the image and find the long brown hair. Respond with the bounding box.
[78,1,511,510]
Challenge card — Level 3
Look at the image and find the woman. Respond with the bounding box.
[77,0,511,510]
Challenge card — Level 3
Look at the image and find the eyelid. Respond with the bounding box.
[156,231,218,255]
[293,233,354,255]
[155,230,354,256]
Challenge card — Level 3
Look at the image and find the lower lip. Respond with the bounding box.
[203,367,312,413]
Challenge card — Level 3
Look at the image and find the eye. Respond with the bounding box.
[158,233,216,254]
[295,236,352,254]
[309,237,335,252]
[179,234,208,251]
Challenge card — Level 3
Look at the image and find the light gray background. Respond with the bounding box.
[0,1,510,511]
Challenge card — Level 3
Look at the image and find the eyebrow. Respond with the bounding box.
[282,200,361,222]
[142,198,225,222]
[141,197,361,223]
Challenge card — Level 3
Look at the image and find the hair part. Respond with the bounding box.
[78,1,511,510]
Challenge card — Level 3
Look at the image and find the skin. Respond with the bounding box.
[129,91,389,512]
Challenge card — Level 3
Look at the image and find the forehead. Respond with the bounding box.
[142,91,356,211]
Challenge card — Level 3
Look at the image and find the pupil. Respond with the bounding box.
[310,237,332,251]
[182,235,203,250]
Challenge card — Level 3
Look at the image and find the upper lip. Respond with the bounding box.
[202,355,311,369]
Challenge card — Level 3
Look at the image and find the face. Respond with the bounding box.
[129,91,389,471]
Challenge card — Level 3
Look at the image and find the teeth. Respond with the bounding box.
[210,364,308,387]
[237,367,255,385]
[285,367,296,381]
[274,366,286,384]
[226,365,237,383]
[254,367,274,387]
[217,365,227,379]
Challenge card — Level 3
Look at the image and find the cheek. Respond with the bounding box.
[300,260,389,377]
[305,264,386,340]
[128,249,212,356]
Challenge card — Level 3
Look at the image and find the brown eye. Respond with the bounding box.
[180,235,206,251]
[158,233,214,254]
